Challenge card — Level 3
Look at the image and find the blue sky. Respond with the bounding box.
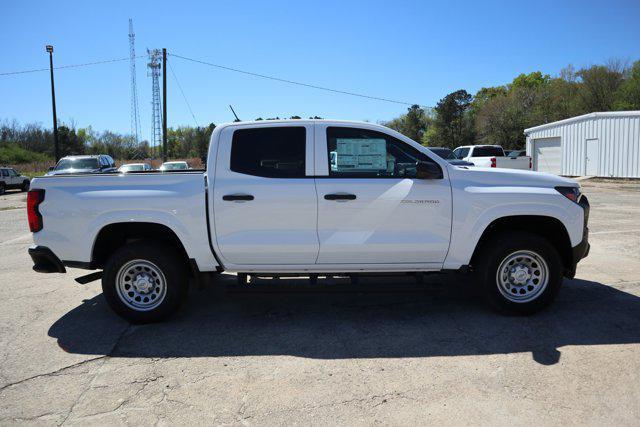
[1,0,640,142]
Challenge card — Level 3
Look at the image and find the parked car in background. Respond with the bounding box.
[118,163,152,173]
[28,120,589,323]
[453,145,532,170]
[46,155,117,176]
[159,161,189,171]
[507,150,527,158]
[0,167,30,194]
[427,147,475,166]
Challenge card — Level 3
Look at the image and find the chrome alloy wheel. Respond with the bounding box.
[496,250,549,303]
[116,260,167,311]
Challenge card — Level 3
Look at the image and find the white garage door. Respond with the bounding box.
[533,138,562,174]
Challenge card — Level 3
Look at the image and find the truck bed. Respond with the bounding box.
[30,171,218,271]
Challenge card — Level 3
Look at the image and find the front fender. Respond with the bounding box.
[443,186,584,269]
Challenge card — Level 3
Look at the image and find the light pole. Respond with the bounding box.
[46,45,60,162]
[162,48,167,163]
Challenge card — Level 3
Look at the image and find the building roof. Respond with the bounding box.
[524,111,640,134]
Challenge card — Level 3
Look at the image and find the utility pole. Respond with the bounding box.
[46,45,60,162]
[162,48,167,163]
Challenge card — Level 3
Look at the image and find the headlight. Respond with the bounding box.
[555,186,581,203]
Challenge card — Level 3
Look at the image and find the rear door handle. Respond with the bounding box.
[223,194,254,201]
[324,193,357,201]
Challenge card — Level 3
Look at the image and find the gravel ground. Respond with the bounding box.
[0,180,638,425]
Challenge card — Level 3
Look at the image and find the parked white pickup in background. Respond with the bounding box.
[453,145,532,170]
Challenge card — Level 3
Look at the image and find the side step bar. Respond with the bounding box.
[75,271,103,285]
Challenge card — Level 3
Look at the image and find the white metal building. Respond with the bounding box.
[525,111,640,177]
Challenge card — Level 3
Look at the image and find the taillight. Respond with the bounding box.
[490,157,496,167]
[27,189,45,232]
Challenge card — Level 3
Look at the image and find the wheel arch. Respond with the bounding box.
[470,215,573,274]
[91,222,191,271]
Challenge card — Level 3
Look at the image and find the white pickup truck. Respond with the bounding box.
[27,120,589,322]
[453,145,532,170]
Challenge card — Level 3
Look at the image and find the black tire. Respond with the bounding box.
[475,231,563,315]
[0,183,5,196]
[21,180,30,192]
[102,241,189,323]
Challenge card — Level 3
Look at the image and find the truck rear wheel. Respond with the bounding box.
[102,241,188,323]
[475,232,563,314]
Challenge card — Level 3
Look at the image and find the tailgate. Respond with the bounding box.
[496,156,531,170]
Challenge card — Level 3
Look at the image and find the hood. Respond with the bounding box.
[449,166,578,189]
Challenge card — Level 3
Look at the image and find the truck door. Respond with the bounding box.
[212,124,319,266]
[314,124,452,266]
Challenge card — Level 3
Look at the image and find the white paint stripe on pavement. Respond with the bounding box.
[1,233,32,245]
[590,229,640,235]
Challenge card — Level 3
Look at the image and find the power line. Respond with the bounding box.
[2,51,429,109]
[167,59,199,127]
[0,56,144,77]
[169,52,422,107]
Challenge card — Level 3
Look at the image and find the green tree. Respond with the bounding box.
[57,126,86,157]
[577,63,625,111]
[614,60,640,110]
[510,71,550,91]
[383,104,432,143]
[432,90,474,148]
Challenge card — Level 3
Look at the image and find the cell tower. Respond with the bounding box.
[147,49,162,156]
[128,19,141,146]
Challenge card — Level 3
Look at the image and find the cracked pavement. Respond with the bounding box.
[1,180,639,425]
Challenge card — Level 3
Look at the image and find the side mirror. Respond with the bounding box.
[48,166,55,171]
[416,161,443,179]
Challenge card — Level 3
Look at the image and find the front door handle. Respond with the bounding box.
[324,193,357,201]
[223,194,254,201]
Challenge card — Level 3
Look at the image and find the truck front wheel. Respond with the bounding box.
[475,232,563,314]
[102,241,188,323]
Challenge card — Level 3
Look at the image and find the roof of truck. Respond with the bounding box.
[215,119,386,128]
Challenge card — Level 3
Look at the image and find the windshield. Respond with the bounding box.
[473,147,504,157]
[55,158,100,170]
[119,164,144,172]
[161,162,187,170]
[429,148,455,160]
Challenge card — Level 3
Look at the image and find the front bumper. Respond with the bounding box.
[28,245,66,273]
[565,195,590,278]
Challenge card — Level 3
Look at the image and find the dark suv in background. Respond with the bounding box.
[46,155,117,176]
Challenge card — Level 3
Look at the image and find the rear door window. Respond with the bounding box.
[230,127,306,178]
